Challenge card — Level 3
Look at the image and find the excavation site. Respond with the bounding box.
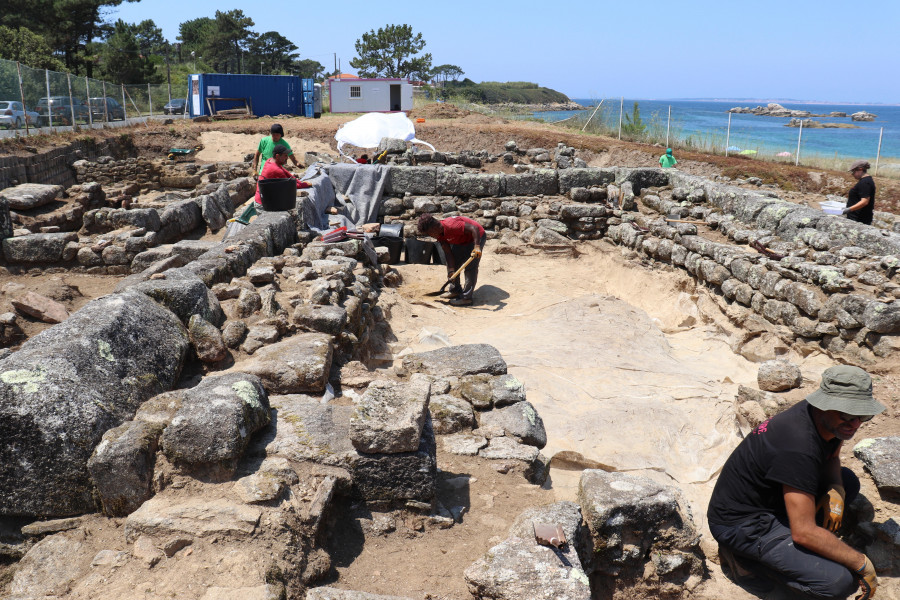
[0,112,898,600]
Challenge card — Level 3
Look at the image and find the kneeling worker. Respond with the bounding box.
[708,365,883,599]
[417,213,485,307]
[254,145,310,206]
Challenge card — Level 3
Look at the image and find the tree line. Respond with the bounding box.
[0,6,465,90]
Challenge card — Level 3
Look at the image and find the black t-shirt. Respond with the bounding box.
[846,175,875,225]
[707,401,840,527]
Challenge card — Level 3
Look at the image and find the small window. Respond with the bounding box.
[349,86,361,99]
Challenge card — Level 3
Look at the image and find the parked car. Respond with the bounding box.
[163,98,187,115]
[0,101,39,129]
[34,96,90,126]
[87,97,126,121]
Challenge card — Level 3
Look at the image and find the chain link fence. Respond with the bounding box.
[0,58,189,136]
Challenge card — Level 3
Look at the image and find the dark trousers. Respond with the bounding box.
[447,234,485,300]
[710,468,860,600]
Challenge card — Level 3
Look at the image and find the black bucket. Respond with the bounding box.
[258,178,297,211]
[373,236,404,264]
[405,238,434,264]
[379,223,403,238]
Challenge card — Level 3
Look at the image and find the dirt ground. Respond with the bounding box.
[319,242,900,600]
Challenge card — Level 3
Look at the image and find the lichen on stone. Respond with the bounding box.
[0,368,46,394]
[97,339,115,362]
[232,380,261,409]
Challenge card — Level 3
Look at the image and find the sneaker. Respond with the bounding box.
[449,297,473,307]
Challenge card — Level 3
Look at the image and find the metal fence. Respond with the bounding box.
[538,97,897,178]
[0,58,189,137]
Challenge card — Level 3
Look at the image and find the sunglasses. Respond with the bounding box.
[837,412,873,424]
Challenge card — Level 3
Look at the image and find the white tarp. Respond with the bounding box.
[334,112,435,160]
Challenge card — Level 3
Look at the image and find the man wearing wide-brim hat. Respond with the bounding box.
[708,365,884,599]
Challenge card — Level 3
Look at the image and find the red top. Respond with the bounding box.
[254,159,310,204]
[436,216,485,245]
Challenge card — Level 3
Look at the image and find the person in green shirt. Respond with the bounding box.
[252,123,301,175]
[659,148,677,168]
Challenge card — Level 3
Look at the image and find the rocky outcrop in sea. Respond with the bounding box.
[729,103,847,118]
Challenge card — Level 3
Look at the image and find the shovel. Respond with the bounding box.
[424,254,475,297]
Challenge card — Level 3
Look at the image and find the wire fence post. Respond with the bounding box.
[665,105,671,148]
[121,84,127,121]
[725,112,732,156]
[874,127,883,176]
[795,120,803,166]
[45,69,52,129]
[101,81,109,122]
[66,73,76,130]
[617,96,623,140]
[147,83,153,118]
[16,62,29,136]
[85,76,93,126]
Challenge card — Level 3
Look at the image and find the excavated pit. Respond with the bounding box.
[0,130,898,600]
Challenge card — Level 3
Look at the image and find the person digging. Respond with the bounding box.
[418,213,485,307]
[707,365,883,600]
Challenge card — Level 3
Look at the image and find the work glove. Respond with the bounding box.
[816,484,845,532]
[472,247,483,259]
[856,555,878,598]
[842,208,851,214]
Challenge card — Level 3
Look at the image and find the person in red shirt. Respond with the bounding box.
[254,145,310,206]
[417,213,486,306]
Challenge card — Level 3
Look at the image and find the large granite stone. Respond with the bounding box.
[400,344,507,378]
[478,401,547,448]
[87,420,163,516]
[503,169,558,196]
[307,588,416,600]
[577,470,701,578]
[350,376,431,454]
[0,183,62,210]
[0,291,189,517]
[161,373,270,468]
[240,333,333,394]
[2,232,78,263]
[854,437,900,498]
[387,166,436,195]
[465,535,591,600]
[125,497,261,541]
[251,396,436,503]
[437,169,501,197]
[557,168,616,194]
[132,272,225,327]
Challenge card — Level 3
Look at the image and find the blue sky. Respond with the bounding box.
[108,0,899,104]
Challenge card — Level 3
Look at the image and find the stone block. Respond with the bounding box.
[240,333,334,393]
[503,170,558,196]
[87,420,162,516]
[161,373,270,468]
[387,166,437,195]
[0,183,63,210]
[854,437,900,498]
[400,344,507,378]
[350,376,431,454]
[3,232,78,263]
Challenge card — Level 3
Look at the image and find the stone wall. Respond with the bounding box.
[375,165,900,365]
[0,137,136,191]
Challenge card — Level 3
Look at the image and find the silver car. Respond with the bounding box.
[0,101,38,129]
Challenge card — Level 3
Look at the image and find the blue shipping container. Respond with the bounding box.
[188,74,315,118]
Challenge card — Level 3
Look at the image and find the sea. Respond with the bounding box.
[529,99,900,167]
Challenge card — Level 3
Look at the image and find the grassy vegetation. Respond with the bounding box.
[440,80,569,105]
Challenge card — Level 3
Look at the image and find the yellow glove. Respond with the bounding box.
[472,247,482,259]
[856,555,877,598]
[816,485,845,532]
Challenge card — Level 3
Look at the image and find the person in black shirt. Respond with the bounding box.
[843,160,875,225]
[708,366,884,599]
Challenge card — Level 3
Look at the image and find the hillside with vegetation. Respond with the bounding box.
[441,80,573,105]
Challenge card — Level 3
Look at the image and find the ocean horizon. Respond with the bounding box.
[530,98,900,165]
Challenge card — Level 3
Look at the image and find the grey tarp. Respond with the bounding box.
[324,163,391,226]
